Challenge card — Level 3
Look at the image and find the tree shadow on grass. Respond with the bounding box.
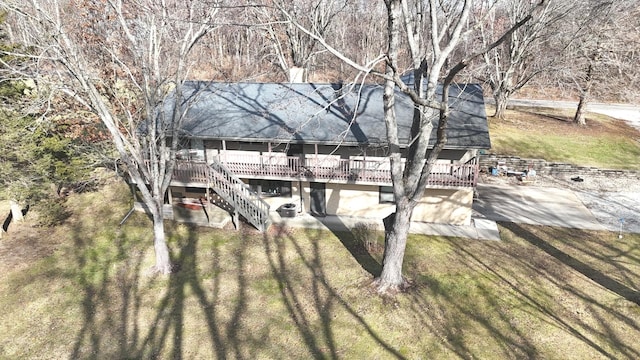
[67,217,247,359]
[69,222,147,358]
[449,237,616,359]
[264,224,405,359]
[390,226,640,360]
[66,211,406,359]
[63,207,640,359]
[320,217,382,277]
[473,223,640,359]
[135,223,243,359]
[502,222,640,306]
[398,235,541,359]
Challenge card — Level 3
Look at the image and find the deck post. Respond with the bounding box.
[315,144,318,175]
[204,144,211,209]
[233,210,239,231]
[222,140,227,164]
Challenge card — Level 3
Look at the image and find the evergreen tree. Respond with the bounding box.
[0,12,104,225]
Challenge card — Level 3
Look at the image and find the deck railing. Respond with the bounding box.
[172,154,478,188]
[173,161,210,184]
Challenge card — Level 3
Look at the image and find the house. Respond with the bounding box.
[158,80,490,231]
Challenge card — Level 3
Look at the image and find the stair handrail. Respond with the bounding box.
[209,156,270,231]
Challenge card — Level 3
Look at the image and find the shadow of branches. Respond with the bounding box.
[67,214,407,358]
[61,204,640,359]
[263,224,404,359]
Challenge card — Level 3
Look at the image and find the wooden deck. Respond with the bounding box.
[172,154,478,188]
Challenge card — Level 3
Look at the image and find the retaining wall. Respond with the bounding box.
[479,154,640,178]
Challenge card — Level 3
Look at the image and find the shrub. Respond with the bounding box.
[352,222,381,254]
[36,198,70,227]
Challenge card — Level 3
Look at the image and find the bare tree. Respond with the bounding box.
[570,0,639,126]
[377,0,540,293]
[1,0,218,274]
[283,0,543,293]
[252,0,348,81]
[475,0,573,119]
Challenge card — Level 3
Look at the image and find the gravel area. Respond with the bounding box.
[479,173,640,233]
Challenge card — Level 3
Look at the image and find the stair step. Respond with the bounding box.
[208,158,270,231]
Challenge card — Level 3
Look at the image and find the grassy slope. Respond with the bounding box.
[1,182,639,359]
[487,106,640,170]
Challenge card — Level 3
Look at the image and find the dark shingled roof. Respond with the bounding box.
[169,81,490,150]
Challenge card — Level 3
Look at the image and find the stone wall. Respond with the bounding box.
[479,154,640,178]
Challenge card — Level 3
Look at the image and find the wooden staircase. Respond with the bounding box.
[208,158,270,232]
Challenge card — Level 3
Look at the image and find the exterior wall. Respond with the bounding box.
[300,182,473,225]
[412,188,473,225]
[173,180,473,225]
[174,140,478,226]
[324,183,395,219]
[243,179,303,212]
[202,139,472,163]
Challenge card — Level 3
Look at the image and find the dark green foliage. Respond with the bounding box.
[0,110,90,201]
[0,12,103,214]
[35,197,71,227]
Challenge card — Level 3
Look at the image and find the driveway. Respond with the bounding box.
[573,190,640,233]
[473,184,607,231]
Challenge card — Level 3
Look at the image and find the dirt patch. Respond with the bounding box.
[0,221,60,274]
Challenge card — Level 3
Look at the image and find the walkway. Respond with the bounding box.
[271,211,501,241]
[169,181,638,241]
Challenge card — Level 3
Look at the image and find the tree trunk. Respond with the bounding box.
[10,200,23,222]
[152,208,172,274]
[574,61,594,126]
[574,93,588,126]
[376,205,413,293]
[493,90,509,119]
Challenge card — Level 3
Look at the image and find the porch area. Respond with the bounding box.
[172,154,478,188]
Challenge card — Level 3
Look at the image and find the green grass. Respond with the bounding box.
[488,106,640,170]
[1,182,639,359]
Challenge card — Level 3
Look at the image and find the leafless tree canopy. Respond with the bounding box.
[1,0,220,274]
[2,0,634,98]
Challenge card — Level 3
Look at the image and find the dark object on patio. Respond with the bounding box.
[278,203,297,218]
[177,198,205,210]
[571,176,584,182]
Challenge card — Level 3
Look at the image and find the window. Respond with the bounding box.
[176,139,205,161]
[185,187,207,195]
[379,186,395,204]
[249,180,292,197]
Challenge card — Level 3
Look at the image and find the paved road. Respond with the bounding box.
[506,99,640,129]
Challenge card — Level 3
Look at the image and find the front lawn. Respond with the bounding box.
[488,106,640,170]
[1,182,639,358]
